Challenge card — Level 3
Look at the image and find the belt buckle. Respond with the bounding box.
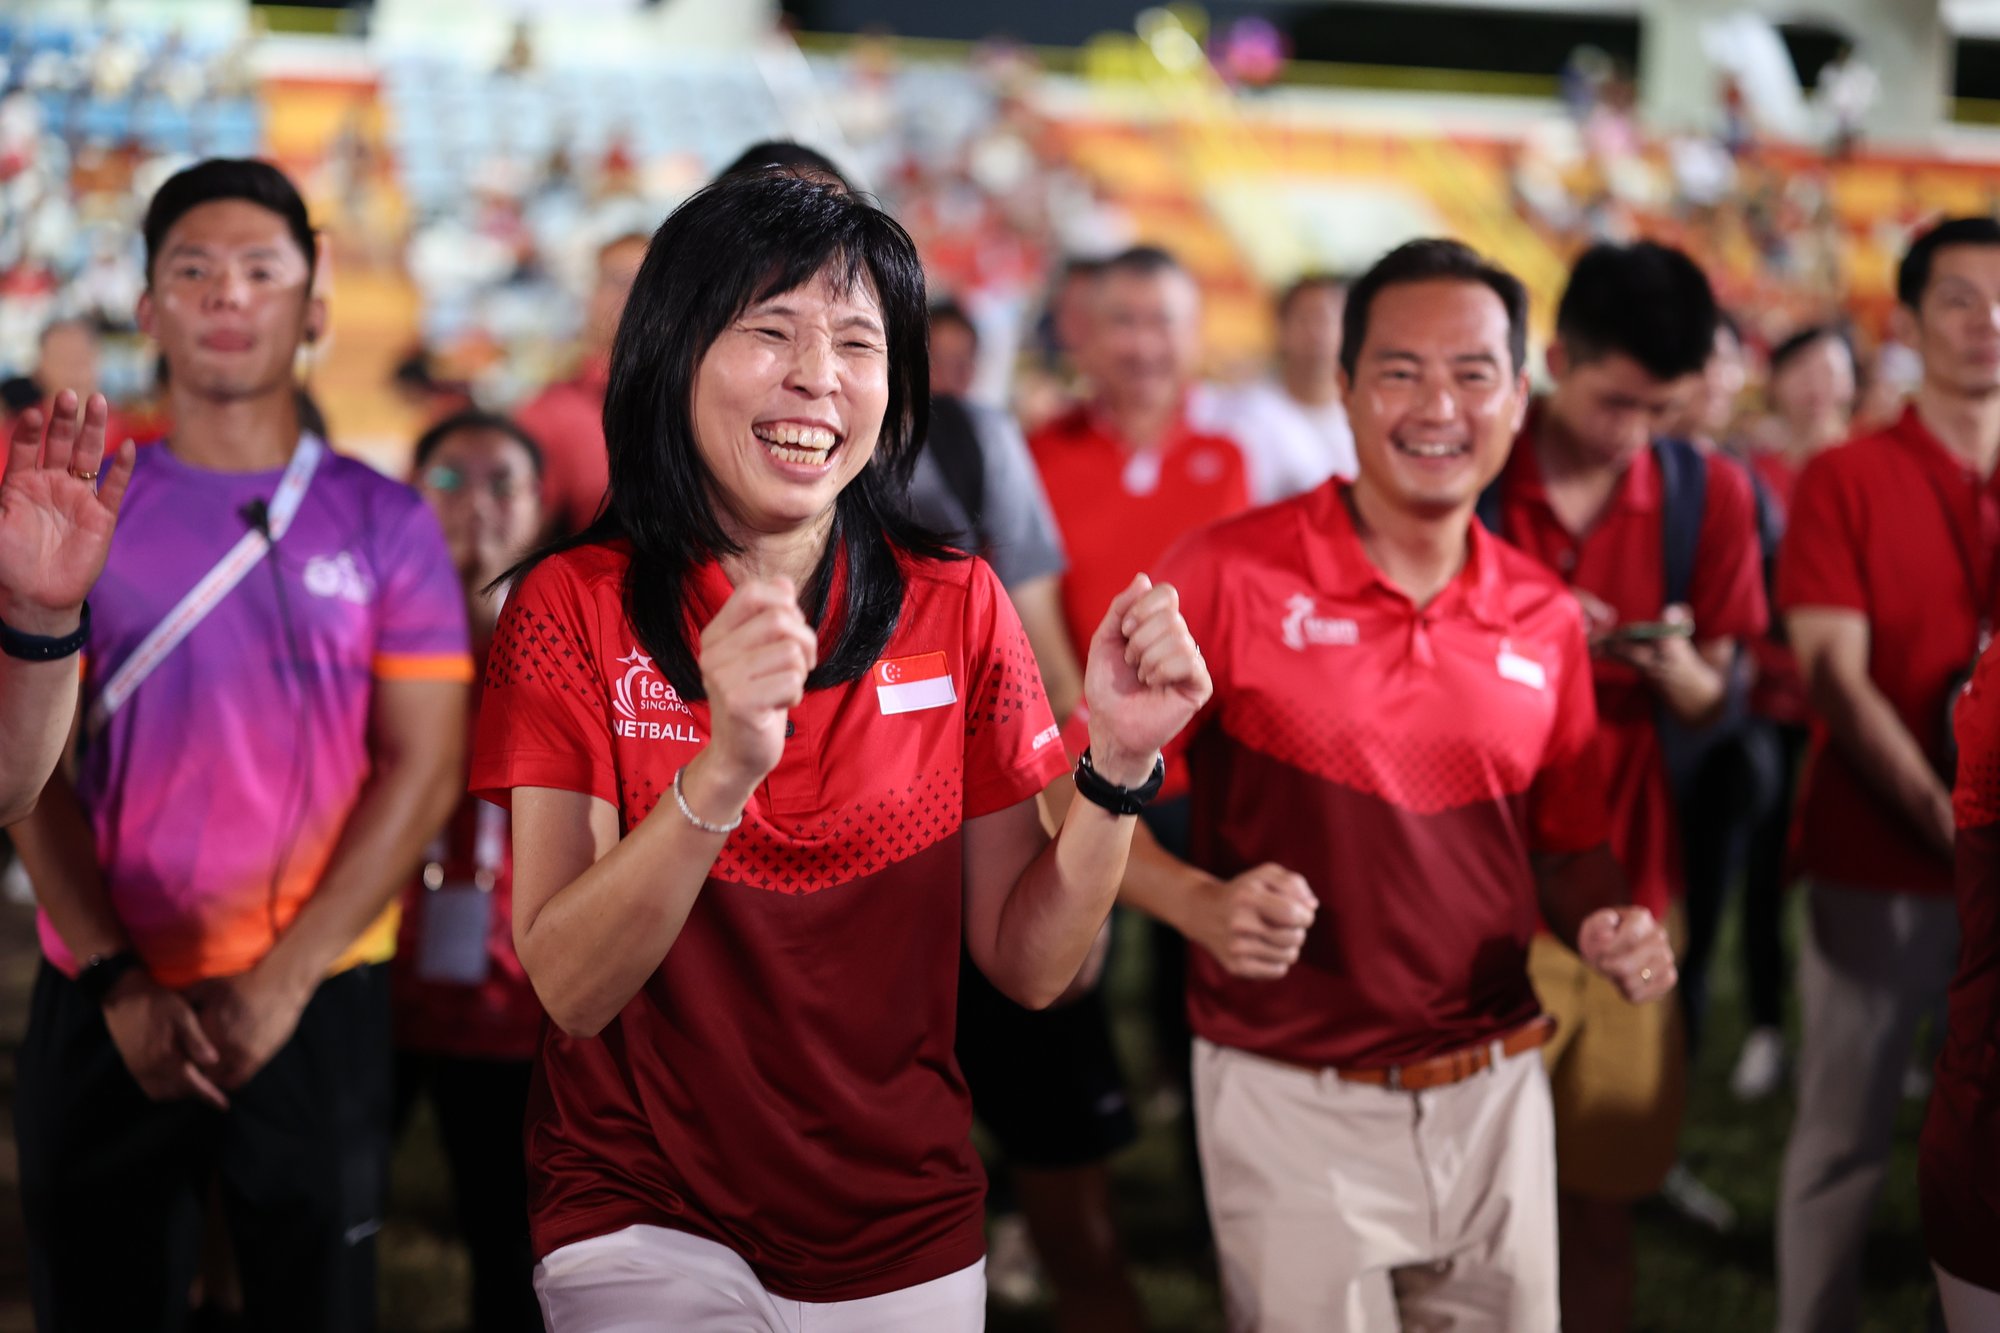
[1384,1063,1404,1092]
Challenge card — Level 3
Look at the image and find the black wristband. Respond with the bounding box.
[74,949,143,1006]
[0,601,88,662]
[1073,746,1166,817]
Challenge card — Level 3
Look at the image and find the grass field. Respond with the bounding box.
[380,897,1943,1332]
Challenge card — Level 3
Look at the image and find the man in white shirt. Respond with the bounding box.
[1192,273,1358,503]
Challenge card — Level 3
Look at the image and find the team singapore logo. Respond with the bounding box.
[1281,594,1358,651]
[612,648,700,742]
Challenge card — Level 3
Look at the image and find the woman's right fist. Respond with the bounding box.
[697,577,817,792]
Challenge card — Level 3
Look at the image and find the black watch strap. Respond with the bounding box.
[1073,747,1166,817]
[75,949,143,1006]
[0,601,89,662]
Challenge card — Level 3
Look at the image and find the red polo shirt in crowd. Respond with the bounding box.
[469,541,1068,1299]
[1779,405,2000,896]
[514,355,611,536]
[1491,423,1768,916]
[1922,641,2000,1291]
[1028,402,1250,663]
[1156,482,1610,1069]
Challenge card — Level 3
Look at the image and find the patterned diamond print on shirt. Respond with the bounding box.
[708,764,966,895]
[1228,696,1539,816]
[966,636,1044,745]
[486,604,607,710]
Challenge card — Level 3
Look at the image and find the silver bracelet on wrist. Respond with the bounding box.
[673,765,744,835]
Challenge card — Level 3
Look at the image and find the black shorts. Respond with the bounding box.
[16,960,392,1333]
[955,949,1136,1170]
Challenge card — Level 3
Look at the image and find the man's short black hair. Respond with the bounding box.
[718,140,851,190]
[143,158,317,287]
[929,298,977,344]
[1897,216,2000,310]
[1102,245,1186,282]
[1277,271,1347,321]
[1339,239,1528,380]
[1554,241,1718,382]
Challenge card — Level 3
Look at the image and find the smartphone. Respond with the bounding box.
[1607,621,1695,642]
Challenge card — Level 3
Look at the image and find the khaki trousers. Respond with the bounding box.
[1194,1035,1560,1333]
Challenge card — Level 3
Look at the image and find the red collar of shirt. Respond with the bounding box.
[1302,481,1514,632]
[684,535,854,657]
[1505,400,1663,520]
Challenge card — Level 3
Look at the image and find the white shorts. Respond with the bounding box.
[534,1224,987,1333]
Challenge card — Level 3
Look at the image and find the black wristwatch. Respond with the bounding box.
[75,950,143,1006]
[1073,747,1166,817]
[0,601,89,662]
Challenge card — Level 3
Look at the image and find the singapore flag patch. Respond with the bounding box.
[876,652,957,715]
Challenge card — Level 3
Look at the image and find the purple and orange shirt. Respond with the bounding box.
[42,440,472,989]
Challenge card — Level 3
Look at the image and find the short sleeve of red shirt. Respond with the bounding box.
[470,553,619,810]
[1689,455,1769,642]
[961,560,1068,816]
[1527,607,1611,854]
[1777,450,1867,614]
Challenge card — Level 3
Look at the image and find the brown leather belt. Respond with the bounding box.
[1335,1015,1558,1093]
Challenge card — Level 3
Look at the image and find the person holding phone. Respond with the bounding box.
[471,168,1209,1330]
[1480,241,1767,1331]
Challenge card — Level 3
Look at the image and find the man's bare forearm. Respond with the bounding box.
[258,724,463,994]
[1812,660,1950,843]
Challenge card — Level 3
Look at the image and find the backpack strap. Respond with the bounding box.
[1652,436,1709,609]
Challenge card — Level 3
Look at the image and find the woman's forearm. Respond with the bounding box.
[514,750,754,1036]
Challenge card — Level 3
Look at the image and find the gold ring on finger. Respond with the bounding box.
[69,469,99,482]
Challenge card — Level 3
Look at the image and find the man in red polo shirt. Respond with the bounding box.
[1027,242,1252,1240]
[514,230,646,536]
[1483,240,1766,1331]
[1029,244,1251,702]
[1774,217,2000,1333]
[1123,238,1676,1332]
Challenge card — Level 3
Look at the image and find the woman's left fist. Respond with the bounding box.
[1080,574,1212,786]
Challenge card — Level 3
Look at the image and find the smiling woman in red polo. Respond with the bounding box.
[469,171,1209,1332]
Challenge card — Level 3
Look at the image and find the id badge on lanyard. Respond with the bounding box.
[415,802,506,986]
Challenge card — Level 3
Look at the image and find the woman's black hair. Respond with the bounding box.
[507,169,955,701]
[1766,323,1853,380]
[413,408,546,479]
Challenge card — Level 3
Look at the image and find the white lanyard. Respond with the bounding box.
[87,435,325,737]
[423,802,508,893]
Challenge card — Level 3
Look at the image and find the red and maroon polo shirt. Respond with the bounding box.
[1156,481,1610,1069]
[1921,639,2000,1290]
[1780,405,2000,895]
[469,540,1068,1300]
[1491,421,1768,916]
